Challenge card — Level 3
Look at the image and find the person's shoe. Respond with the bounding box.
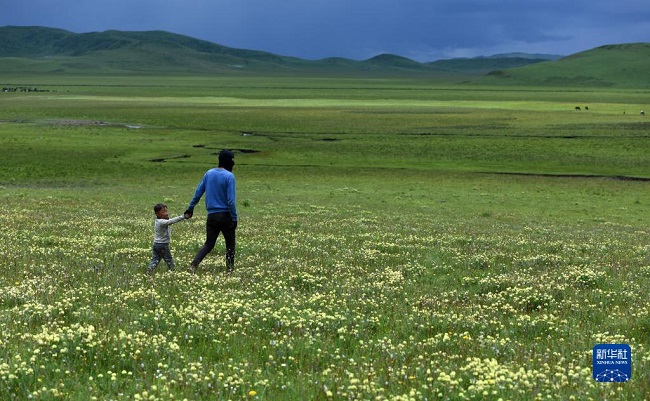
[145,268,154,275]
[188,264,197,274]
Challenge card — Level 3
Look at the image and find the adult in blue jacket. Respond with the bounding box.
[185,149,238,273]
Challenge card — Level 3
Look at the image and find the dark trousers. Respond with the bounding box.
[192,212,236,271]
[147,243,175,272]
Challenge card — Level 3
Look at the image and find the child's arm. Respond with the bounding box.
[158,215,186,226]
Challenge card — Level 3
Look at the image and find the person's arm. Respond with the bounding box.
[227,175,238,221]
[186,175,207,216]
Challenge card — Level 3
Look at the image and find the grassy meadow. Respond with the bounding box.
[1,75,649,400]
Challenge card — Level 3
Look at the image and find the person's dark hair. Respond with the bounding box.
[218,149,235,171]
[153,203,167,213]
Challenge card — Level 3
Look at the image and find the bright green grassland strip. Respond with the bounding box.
[0,78,649,399]
[20,92,650,114]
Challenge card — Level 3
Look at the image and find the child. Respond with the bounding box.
[146,203,186,275]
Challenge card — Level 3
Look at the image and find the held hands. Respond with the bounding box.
[181,209,236,228]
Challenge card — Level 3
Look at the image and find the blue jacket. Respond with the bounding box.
[187,168,237,221]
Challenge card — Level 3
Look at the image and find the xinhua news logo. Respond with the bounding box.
[593,344,631,382]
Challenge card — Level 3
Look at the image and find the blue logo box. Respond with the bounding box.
[593,344,631,382]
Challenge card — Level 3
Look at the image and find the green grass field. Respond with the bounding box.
[1,75,649,400]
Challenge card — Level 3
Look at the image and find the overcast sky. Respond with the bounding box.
[2,0,649,62]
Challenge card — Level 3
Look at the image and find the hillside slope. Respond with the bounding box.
[0,25,307,74]
[478,43,650,88]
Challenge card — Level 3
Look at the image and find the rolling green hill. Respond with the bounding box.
[0,26,307,75]
[0,26,648,87]
[478,43,650,88]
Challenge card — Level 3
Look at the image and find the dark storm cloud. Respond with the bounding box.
[1,0,649,61]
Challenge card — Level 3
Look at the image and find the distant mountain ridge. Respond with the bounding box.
[0,26,556,75]
[0,26,292,62]
[485,52,563,60]
[0,26,562,62]
[0,26,648,87]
